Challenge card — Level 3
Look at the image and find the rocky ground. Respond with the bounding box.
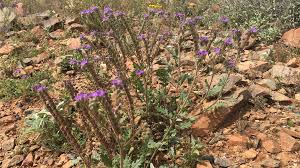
[1,6,300,168]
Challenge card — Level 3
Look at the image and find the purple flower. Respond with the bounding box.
[82,44,92,50]
[111,79,123,87]
[199,36,209,42]
[80,59,88,69]
[69,58,78,65]
[114,11,125,17]
[80,9,92,15]
[249,26,258,33]
[90,6,99,12]
[103,6,113,17]
[74,92,89,101]
[135,70,145,76]
[220,16,229,23]
[193,16,203,22]
[15,69,21,74]
[224,38,233,46]
[90,30,97,36]
[137,34,147,40]
[213,47,221,55]
[183,18,195,26]
[89,90,106,98]
[143,13,150,19]
[21,75,28,79]
[226,58,236,68]
[196,50,209,58]
[33,85,47,92]
[232,29,241,36]
[175,12,185,20]
[79,34,85,40]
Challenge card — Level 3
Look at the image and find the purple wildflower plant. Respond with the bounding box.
[79,34,85,40]
[143,13,150,19]
[69,58,78,65]
[175,12,185,20]
[199,36,209,42]
[114,11,125,17]
[196,50,209,58]
[137,34,147,41]
[111,79,123,87]
[214,47,221,55]
[224,38,233,46]
[74,92,89,101]
[220,16,229,24]
[89,90,106,98]
[82,44,92,50]
[21,75,28,79]
[249,26,258,33]
[33,84,47,92]
[103,6,113,17]
[15,68,21,74]
[226,58,236,69]
[80,59,88,69]
[135,70,145,76]
[232,29,241,36]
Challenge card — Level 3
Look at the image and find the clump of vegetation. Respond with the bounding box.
[28,4,260,167]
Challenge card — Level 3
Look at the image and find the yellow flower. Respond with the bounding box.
[148,4,162,9]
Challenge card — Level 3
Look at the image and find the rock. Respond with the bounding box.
[32,52,50,64]
[282,128,300,139]
[67,23,85,32]
[202,73,243,98]
[1,138,15,151]
[264,64,300,85]
[257,79,277,90]
[287,58,300,67]
[22,57,33,65]
[227,134,249,147]
[214,156,232,167]
[242,149,258,159]
[0,115,16,126]
[65,16,80,25]
[276,152,294,166]
[279,131,300,152]
[191,116,211,137]
[17,14,40,26]
[62,160,74,168]
[261,158,280,168]
[0,43,15,55]
[8,155,24,167]
[197,161,213,168]
[49,29,65,39]
[237,61,270,73]
[21,152,33,167]
[29,145,40,152]
[269,91,292,103]
[262,139,281,153]
[62,38,81,50]
[13,145,23,155]
[42,16,63,31]
[30,26,45,38]
[282,28,300,48]
[295,93,300,101]
[56,154,68,166]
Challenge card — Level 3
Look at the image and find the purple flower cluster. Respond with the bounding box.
[199,36,209,42]
[69,58,89,69]
[197,50,209,58]
[102,6,113,21]
[224,38,233,46]
[80,6,99,15]
[33,84,47,92]
[135,70,145,76]
[111,79,123,87]
[82,44,92,50]
[137,34,147,41]
[182,16,203,26]
[249,26,258,33]
[75,90,106,101]
[220,16,229,24]
[226,58,236,68]
[175,12,185,20]
[214,47,221,55]
[143,13,150,19]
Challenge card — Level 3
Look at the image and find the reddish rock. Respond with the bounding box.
[282,28,300,48]
[282,128,300,139]
[191,116,211,137]
[287,58,300,67]
[295,93,300,101]
[242,149,258,159]
[30,26,44,38]
[197,160,213,168]
[264,64,300,85]
[237,61,270,73]
[261,158,280,168]
[279,131,300,152]
[276,152,294,166]
[0,43,15,55]
[0,115,16,126]
[32,52,50,64]
[1,138,15,151]
[227,134,249,147]
[262,139,281,153]
[65,38,81,50]
[21,152,33,167]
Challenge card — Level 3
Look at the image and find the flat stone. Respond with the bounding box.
[227,134,249,147]
[191,116,211,137]
[282,28,300,48]
[0,43,15,55]
[1,138,15,151]
[8,155,24,167]
[0,115,16,126]
[237,61,270,73]
[264,64,300,85]
[214,156,232,167]
[261,158,280,168]
[287,58,300,67]
[242,149,258,159]
[197,160,213,168]
[42,16,63,31]
[262,139,281,154]
[32,52,50,64]
[257,79,277,90]
[21,152,33,167]
[279,131,300,152]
